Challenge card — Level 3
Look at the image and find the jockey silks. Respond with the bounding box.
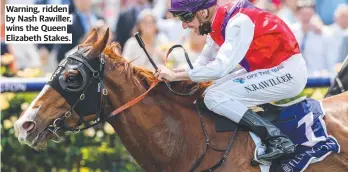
[209,0,300,72]
[203,54,307,123]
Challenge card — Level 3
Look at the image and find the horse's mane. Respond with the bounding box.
[103,43,156,84]
[103,43,212,98]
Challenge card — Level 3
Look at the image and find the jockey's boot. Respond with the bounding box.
[239,109,296,161]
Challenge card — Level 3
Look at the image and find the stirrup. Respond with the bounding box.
[252,143,272,166]
[266,136,296,153]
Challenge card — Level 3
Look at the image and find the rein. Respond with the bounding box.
[135,32,200,97]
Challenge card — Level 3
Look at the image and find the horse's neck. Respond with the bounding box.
[103,64,207,171]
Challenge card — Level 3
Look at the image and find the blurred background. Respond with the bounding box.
[1,0,348,171]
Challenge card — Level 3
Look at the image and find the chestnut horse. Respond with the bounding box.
[14,29,348,171]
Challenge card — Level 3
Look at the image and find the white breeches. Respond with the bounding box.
[203,54,308,123]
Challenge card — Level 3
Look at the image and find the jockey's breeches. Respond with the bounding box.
[203,53,307,123]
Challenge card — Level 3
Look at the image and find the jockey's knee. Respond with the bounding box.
[203,90,230,110]
[288,77,307,98]
[203,89,248,123]
[290,85,304,98]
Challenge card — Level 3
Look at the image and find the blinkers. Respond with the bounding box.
[47,50,107,134]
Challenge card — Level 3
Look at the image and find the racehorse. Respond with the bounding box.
[14,29,348,171]
[326,56,348,97]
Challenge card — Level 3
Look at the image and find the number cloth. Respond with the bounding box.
[251,98,340,172]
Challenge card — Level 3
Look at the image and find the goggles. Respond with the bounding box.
[175,12,195,23]
[173,0,209,23]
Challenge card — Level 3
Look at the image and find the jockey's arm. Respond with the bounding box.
[187,14,255,82]
[191,35,220,67]
[169,34,219,81]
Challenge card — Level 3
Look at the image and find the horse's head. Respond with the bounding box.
[14,28,110,150]
[326,56,348,97]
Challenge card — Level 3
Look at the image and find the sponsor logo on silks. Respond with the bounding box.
[244,73,293,93]
[233,77,245,84]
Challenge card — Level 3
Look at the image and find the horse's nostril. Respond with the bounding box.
[22,121,36,133]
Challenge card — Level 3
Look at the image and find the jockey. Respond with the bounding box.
[154,0,308,162]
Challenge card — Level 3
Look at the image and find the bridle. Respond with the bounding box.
[45,35,199,141]
[47,51,108,140]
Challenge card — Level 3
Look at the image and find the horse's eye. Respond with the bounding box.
[64,70,81,84]
[66,75,77,83]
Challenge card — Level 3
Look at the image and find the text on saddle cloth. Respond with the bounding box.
[251,98,340,172]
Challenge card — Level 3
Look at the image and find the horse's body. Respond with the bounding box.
[14,29,348,171]
[102,46,348,171]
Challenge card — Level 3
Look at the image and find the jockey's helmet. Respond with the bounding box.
[168,0,217,13]
[168,0,217,23]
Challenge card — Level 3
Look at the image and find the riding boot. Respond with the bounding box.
[239,109,296,161]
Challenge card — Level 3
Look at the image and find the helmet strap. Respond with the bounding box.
[199,21,212,35]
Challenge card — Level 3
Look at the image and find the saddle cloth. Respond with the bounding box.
[251,98,340,172]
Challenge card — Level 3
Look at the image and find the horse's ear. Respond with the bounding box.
[88,28,109,59]
[112,42,122,56]
[83,28,98,45]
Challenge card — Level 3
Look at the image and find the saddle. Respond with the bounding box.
[196,96,307,132]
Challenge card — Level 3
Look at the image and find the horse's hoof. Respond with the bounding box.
[251,159,259,166]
